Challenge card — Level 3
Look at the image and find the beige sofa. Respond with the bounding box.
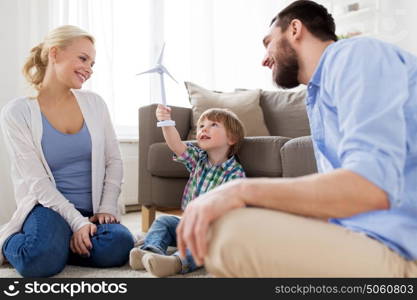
[138,89,318,231]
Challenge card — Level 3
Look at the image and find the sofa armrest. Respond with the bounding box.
[239,136,290,177]
[280,136,318,177]
[138,104,192,206]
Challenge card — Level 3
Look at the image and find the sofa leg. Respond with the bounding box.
[141,205,156,232]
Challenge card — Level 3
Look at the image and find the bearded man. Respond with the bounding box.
[176,0,417,277]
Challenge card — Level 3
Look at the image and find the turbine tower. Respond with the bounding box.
[137,43,178,127]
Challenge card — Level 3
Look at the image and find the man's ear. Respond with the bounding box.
[289,19,303,41]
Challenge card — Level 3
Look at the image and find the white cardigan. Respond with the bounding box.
[0,89,123,264]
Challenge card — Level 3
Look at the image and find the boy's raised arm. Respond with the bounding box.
[156,104,187,157]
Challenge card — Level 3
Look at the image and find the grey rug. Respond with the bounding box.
[0,263,210,278]
[0,233,210,278]
[0,212,211,278]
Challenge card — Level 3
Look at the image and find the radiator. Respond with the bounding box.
[119,141,139,213]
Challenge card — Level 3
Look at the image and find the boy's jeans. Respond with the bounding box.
[2,205,134,277]
[141,215,199,274]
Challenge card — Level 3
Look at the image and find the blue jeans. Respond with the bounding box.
[141,215,199,274]
[2,205,134,277]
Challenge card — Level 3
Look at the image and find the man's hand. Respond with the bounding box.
[70,223,97,257]
[156,104,172,121]
[176,179,246,266]
[89,213,119,224]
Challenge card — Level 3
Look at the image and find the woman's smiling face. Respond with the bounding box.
[51,37,96,89]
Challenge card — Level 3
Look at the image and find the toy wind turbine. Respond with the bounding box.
[137,43,178,127]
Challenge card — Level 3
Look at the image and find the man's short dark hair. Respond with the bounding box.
[271,0,337,42]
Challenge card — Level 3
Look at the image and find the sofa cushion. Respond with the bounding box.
[184,81,270,140]
[148,136,290,178]
[260,89,310,138]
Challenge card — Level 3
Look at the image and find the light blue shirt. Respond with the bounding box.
[307,37,417,260]
[41,113,93,215]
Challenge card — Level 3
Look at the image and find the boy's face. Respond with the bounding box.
[196,118,235,153]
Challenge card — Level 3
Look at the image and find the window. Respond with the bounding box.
[50,0,280,139]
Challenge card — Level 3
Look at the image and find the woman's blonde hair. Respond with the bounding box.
[22,25,94,91]
[197,108,245,156]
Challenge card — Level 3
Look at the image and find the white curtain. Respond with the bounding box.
[164,0,281,100]
[162,0,284,109]
[48,0,282,139]
[49,0,152,138]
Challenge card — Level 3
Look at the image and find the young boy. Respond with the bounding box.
[129,104,246,277]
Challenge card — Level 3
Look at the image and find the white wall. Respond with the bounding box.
[0,0,50,224]
[0,0,24,224]
[0,1,18,223]
[379,0,417,55]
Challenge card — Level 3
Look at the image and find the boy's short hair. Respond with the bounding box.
[197,108,245,156]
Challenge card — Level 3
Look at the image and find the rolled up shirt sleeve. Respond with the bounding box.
[327,39,408,206]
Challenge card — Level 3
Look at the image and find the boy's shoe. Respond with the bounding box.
[142,253,182,277]
[129,247,149,270]
[133,232,145,247]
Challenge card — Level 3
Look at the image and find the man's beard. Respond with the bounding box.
[273,38,300,89]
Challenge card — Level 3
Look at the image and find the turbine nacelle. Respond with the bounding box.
[137,43,177,127]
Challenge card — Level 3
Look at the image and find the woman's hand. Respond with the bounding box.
[70,223,97,257]
[156,104,172,121]
[89,213,119,224]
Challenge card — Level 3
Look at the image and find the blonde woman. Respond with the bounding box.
[0,25,134,277]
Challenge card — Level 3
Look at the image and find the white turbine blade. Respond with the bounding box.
[160,65,178,84]
[136,66,160,76]
[157,43,166,65]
